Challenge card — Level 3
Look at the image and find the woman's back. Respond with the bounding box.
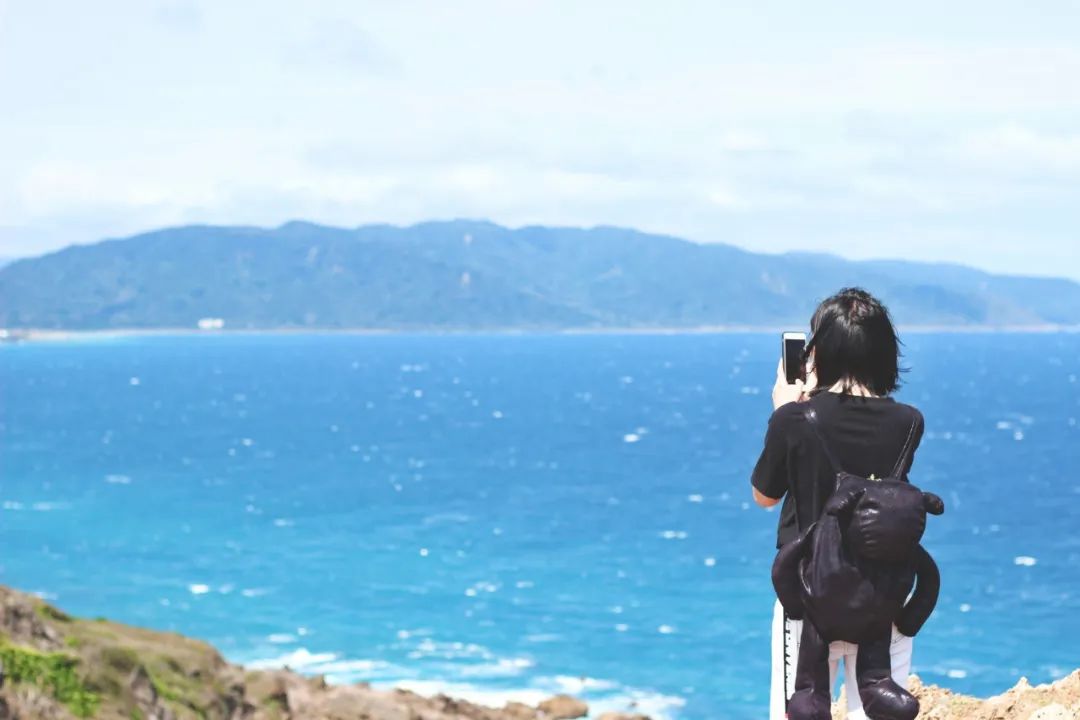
[752,390,925,548]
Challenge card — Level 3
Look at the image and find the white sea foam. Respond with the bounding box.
[388,677,684,720]
[1014,555,1038,567]
[408,638,496,661]
[105,474,132,484]
[316,659,401,683]
[384,675,685,720]
[387,680,550,709]
[623,433,641,443]
[455,657,535,678]
[188,583,211,595]
[586,688,686,720]
[267,633,297,644]
[541,675,617,694]
[241,648,685,720]
[246,648,338,670]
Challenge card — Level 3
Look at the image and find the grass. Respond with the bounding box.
[0,642,101,717]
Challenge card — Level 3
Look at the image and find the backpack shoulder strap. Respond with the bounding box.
[802,405,845,474]
[888,408,920,479]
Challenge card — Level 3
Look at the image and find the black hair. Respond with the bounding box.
[805,287,903,396]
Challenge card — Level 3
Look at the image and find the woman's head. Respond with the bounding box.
[806,287,902,396]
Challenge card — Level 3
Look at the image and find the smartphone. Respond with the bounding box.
[782,332,806,385]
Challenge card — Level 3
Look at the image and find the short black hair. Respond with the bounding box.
[806,287,903,396]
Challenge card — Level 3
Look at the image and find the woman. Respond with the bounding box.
[751,288,924,720]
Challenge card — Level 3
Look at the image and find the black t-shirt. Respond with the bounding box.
[751,391,924,548]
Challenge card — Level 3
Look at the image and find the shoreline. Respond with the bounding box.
[5,322,1080,343]
[0,583,1076,720]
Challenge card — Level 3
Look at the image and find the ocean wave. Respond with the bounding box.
[452,657,535,678]
[4,500,72,512]
[386,676,685,720]
[237,647,683,719]
[406,638,497,660]
[385,680,551,709]
[537,675,618,694]
[240,648,409,684]
[246,648,337,670]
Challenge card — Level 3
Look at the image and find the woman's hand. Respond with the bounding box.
[772,358,808,410]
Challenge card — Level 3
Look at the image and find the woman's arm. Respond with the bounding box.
[750,359,804,508]
[753,486,782,508]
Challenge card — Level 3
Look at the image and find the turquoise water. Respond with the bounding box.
[1,333,1077,719]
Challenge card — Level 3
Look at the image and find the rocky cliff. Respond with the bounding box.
[0,585,1074,720]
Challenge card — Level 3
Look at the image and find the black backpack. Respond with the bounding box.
[772,405,944,642]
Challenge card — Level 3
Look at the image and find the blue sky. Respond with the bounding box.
[1,0,1078,277]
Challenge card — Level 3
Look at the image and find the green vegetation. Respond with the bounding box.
[0,642,101,717]
[0,591,247,720]
[99,645,140,674]
[36,603,74,623]
[2,220,1078,329]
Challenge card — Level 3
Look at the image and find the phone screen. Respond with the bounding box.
[783,334,806,384]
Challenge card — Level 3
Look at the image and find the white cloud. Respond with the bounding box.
[954,124,1080,175]
[0,0,1078,278]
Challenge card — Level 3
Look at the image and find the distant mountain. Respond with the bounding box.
[1,220,1078,330]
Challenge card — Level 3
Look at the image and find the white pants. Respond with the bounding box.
[769,600,913,720]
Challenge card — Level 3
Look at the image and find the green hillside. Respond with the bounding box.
[2,220,1077,329]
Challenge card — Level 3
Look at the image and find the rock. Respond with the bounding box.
[128,665,176,720]
[503,701,538,718]
[537,694,588,719]
[596,714,652,720]
[830,671,1080,720]
[129,665,158,709]
[1028,704,1073,720]
[0,593,64,651]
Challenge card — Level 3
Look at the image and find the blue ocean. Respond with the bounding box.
[1,333,1077,719]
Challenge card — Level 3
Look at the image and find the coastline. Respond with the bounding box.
[5,322,1080,344]
[0,584,1075,720]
